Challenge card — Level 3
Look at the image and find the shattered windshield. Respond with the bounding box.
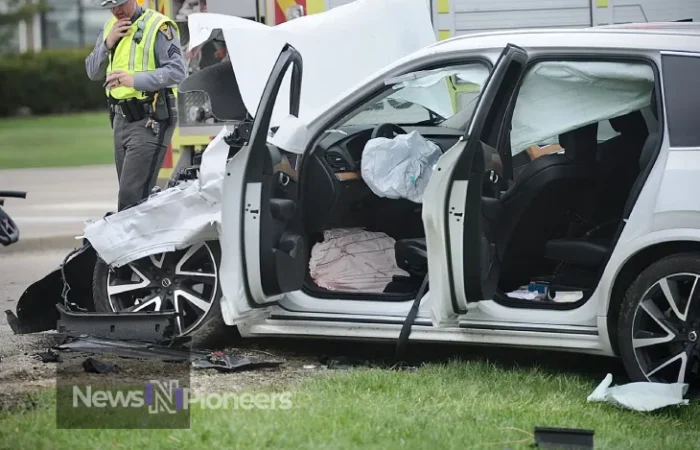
[340,63,490,127]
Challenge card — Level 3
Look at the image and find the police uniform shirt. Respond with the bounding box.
[85,5,186,92]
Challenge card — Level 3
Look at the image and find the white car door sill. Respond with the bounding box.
[239,318,604,354]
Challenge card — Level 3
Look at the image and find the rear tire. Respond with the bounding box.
[618,253,700,385]
[92,240,237,348]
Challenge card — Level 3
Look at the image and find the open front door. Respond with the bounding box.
[427,44,528,326]
[219,44,307,323]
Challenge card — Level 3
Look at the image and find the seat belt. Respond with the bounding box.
[394,273,429,362]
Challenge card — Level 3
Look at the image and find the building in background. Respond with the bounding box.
[0,0,41,54]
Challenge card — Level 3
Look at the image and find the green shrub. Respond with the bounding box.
[0,47,108,116]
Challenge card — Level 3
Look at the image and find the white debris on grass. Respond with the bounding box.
[587,373,690,412]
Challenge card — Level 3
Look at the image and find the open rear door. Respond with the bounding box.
[219,44,308,324]
[427,44,528,326]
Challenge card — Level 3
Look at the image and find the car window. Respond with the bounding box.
[661,53,700,147]
[509,61,655,155]
[339,63,490,127]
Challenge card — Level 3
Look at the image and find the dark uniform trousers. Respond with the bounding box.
[112,114,175,211]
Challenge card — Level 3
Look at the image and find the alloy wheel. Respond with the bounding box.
[105,242,219,336]
[631,273,700,384]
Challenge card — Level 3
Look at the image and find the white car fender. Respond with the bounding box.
[598,227,700,319]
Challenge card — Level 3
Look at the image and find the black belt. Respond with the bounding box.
[108,96,153,123]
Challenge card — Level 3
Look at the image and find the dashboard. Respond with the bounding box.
[300,124,464,232]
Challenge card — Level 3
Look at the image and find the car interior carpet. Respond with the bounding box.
[308,228,409,293]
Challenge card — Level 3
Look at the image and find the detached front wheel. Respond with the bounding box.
[92,240,232,347]
[618,253,700,385]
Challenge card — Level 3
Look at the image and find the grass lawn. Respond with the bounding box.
[1,360,698,450]
[0,112,114,169]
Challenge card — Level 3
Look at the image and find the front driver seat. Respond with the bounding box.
[497,123,599,291]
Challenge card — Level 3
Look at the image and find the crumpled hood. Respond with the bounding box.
[187,0,436,128]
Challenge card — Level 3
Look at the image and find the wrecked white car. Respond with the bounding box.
[14,7,700,389]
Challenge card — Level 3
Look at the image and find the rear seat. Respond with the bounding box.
[544,88,660,275]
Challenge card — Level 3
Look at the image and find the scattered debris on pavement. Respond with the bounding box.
[53,335,285,374]
[54,335,198,362]
[82,357,118,374]
[587,373,690,411]
[320,356,361,370]
[30,348,60,363]
[192,351,283,373]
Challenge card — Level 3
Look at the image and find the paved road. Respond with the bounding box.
[0,165,117,251]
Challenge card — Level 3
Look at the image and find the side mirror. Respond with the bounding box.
[269,114,308,155]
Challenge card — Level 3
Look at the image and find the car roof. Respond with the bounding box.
[594,21,700,32]
[426,24,700,55]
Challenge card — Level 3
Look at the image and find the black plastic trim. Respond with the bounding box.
[458,322,598,336]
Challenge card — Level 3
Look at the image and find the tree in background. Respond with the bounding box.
[0,0,48,54]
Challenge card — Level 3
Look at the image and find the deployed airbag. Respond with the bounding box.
[361,131,441,203]
[309,228,409,293]
[510,61,654,152]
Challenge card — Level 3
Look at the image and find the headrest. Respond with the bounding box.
[609,110,648,136]
[559,122,599,164]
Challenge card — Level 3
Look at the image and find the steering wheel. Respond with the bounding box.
[371,123,407,139]
[0,206,19,246]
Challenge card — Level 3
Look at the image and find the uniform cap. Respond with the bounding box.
[100,0,130,8]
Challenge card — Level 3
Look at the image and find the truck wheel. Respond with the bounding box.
[92,240,236,348]
[618,253,700,385]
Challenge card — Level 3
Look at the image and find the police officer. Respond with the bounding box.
[86,0,186,211]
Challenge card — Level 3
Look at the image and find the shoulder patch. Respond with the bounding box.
[159,23,173,41]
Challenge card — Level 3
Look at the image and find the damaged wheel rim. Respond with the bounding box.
[632,273,700,384]
[106,242,218,336]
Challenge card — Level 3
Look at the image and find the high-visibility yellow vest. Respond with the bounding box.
[104,9,179,100]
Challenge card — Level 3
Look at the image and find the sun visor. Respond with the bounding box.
[188,0,436,129]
